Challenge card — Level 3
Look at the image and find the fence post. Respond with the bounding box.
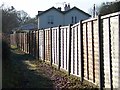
[58,25,61,70]
[28,31,31,54]
[27,32,29,54]
[43,29,45,61]
[20,33,22,50]
[108,17,113,90]
[98,15,104,89]
[50,28,52,66]
[31,31,34,57]
[68,24,72,76]
[79,20,84,82]
[37,29,39,60]
[34,30,36,58]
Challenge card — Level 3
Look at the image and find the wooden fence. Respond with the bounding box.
[10,11,120,89]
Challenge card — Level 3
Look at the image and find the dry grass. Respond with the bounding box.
[3,46,98,89]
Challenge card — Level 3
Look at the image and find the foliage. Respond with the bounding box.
[1,5,19,33]
[99,1,120,15]
[17,10,31,25]
[89,1,120,17]
[1,4,31,33]
[23,17,37,25]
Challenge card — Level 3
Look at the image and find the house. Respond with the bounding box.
[18,23,37,30]
[12,23,38,34]
[37,4,91,29]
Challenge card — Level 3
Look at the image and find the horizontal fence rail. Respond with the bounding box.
[10,11,120,89]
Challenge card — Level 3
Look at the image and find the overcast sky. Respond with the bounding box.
[0,0,114,18]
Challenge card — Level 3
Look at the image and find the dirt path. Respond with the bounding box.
[3,48,98,89]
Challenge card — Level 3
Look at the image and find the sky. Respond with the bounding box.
[0,0,114,18]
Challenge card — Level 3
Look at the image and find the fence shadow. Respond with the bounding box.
[2,48,54,89]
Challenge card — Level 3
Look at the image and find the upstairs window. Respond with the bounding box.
[48,15,54,24]
[72,16,74,24]
[71,16,77,24]
[75,16,77,23]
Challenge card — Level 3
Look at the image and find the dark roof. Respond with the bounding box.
[37,6,91,17]
[18,23,37,30]
[37,7,64,16]
[64,6,91,17]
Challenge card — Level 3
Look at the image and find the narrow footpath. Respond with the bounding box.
[3,47,98,89]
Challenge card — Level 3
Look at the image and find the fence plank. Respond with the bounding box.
[86,22,89,80]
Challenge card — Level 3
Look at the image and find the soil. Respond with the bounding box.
[3,47,98,89]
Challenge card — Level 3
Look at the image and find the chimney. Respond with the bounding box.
[64,4,67,11]
[57,7,61,11]
[64,3,70,11]
[93,4,95,18]
[68,3,70,9]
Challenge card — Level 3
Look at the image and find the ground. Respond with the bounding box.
[2,46,98,89]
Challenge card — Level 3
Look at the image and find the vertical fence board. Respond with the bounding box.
[83,23,88,80]
[93,20,99,85]
[87,21,93,82]
[110,16,119,88]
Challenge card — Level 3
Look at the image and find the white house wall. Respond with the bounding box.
[64,9,90,25]
[38,10,64,29]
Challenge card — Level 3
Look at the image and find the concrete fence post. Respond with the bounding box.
[43,29,45,62]
[58,25,61,70]
[98,15,104,89]
[68,24,72,76]
[37,29,39,60]
[79,20,84,82]
[50,28,52,66]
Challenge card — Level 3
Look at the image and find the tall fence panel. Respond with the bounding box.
[102,13,120,88]
[44,28,51,62]
[70,24,81,76]
[103,18,111,88]
[110,15,120,88]
[93,20,100,85]
[82,19,100,85]
[52,27,59,66]
[60,26,69,71]
[39,30,44,60]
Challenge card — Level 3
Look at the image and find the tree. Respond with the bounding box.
[23,17,37,25]
[1,5,19,33]
[17,10,31,25]
[1,4,31,33]
[99,1,120,15]
[89,1,120,17]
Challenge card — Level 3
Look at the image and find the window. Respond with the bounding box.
[48,15,54,24]
[72,16,74,24]
[71,16,77,24]
[75,16,77,23]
